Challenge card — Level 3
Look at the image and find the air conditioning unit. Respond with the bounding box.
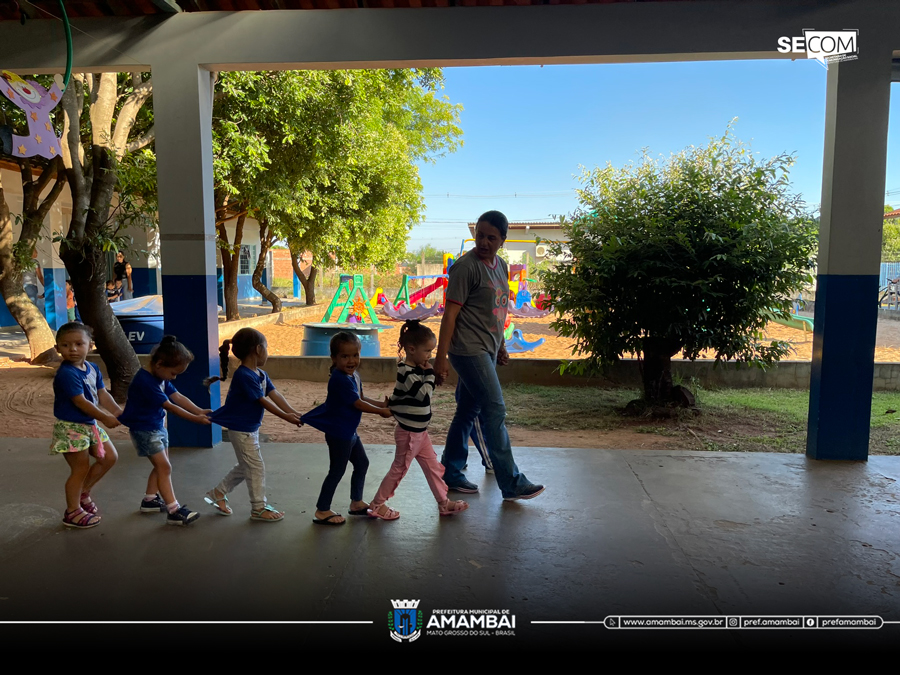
[535,244,548,258]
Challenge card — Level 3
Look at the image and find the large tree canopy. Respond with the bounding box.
[541,127,818,406]
[212,68,462,314]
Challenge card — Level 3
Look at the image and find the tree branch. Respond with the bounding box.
[90,73,117,151]
[113,77,153,160]
[125,126,155,154]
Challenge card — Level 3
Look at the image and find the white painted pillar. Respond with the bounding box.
[807,51,893,460]
[152,62,221,447]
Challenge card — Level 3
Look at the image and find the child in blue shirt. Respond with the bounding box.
[119,336,212,526]
[203,328,302,522]
[49,323,122,529]
[302,331,392,526]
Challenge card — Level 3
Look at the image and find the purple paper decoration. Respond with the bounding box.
[0,71,63,160]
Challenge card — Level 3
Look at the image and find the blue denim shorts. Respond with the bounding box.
[130,429,169,457]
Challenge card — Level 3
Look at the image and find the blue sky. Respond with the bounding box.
[409,61,900,253]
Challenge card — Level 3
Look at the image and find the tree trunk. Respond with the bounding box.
[290,250,317,306]
[217,211,245,321]
[0,270,57,363]
[59,244,140,401]
[0,158,65,363]
[252,223,281,313]
[640,337,682,404]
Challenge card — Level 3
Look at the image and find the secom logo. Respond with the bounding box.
[777,29,858,68]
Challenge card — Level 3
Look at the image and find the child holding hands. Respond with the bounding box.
[118,336,211,526]
[50,323,121,528]
[302,331,392,526]
[204,328,302,522]
[367,320,468,521]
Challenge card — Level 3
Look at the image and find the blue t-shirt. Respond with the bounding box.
[208,365,274,433]
[301,370,363,440]
[53,361,105,425]
[119,368,178,432]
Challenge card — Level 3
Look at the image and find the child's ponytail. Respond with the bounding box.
[203,339,232,388]
[150,335,194,368]
[398,320,435,358]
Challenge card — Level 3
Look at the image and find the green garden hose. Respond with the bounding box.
[57,0,72,91]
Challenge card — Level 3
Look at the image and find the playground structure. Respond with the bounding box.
[382,300,442,321]
[505,328,545,354]
[765,309,814,333]
[321,274,381,324]
[380,252,454,321]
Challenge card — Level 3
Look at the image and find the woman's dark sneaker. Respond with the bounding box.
[503,484,545,501]
[447,479,479,494]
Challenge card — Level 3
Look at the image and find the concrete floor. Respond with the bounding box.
[1,439,898,670]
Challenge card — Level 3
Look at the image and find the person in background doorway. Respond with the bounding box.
[114,252,133,300]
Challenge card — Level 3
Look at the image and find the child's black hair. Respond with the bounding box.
[56,322,92,342]
[398,320,436,358]
[150,335,194,369]
[204,327,266,387]
[329,331,361,373]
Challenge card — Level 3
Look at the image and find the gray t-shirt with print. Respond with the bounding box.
[446,250,509,356]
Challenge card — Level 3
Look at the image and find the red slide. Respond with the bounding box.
[410,278,447,305]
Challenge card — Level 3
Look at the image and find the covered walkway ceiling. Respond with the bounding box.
[0,0,705,22]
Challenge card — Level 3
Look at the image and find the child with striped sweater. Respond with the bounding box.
[367,320,469,520]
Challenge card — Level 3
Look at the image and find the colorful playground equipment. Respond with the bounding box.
[764,309,814,332]
[382,300,442,321]
[382,253,454,321]
[321,274,381,324]
[505,328,545,354]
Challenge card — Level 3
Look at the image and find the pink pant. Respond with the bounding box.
[371,427,448,506]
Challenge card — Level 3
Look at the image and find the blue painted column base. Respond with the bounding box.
[162,273,222,448]
[44,267,68,332]
[293,271,300,300]
[807,274,878,460]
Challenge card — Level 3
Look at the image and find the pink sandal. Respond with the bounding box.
[80,492,98,515]
[367,504,400,521]
[63,507,100,529]
[439,500,469,516]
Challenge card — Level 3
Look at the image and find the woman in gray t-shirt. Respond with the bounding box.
[434,210,544,502]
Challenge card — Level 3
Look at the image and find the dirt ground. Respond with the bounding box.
[5,314,900,448]
[243,313,900,362]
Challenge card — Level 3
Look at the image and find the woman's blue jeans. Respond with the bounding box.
[442,352,532,498]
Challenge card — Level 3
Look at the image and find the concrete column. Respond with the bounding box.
[807,51,893,461]
[153,63,221,448]
[36,225,67,331]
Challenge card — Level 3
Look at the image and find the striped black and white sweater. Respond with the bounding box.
[389,362,436,432]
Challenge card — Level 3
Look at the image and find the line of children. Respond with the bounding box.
[50,322,469,530]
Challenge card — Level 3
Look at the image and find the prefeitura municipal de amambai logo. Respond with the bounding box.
[388,599,423,642]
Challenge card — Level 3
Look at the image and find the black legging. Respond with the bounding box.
[316,433,369,511]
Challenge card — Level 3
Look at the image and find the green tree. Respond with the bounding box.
[212,69,462,315]
[881,204,900,262]
[59,72,155,398]
[404,244,449,266]
[541,127,818,408]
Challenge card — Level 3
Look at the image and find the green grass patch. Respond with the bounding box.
[487,385,900,454]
